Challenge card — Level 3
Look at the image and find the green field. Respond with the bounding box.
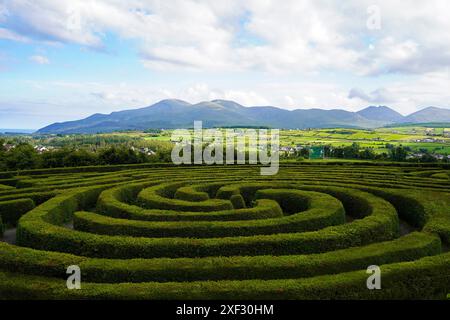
[88,126,450,155]
[0,162,449,299]
[1,124,449,180]
[278,127,450,154]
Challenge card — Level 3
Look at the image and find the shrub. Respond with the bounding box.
[0,198,35,226]
[174,186,209,202]
[0,215,3,237]
[230,194,246,209]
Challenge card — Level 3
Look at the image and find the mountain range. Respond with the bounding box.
[37,99,450,134]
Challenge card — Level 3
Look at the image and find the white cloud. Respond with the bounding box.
[0,27,30,42]
[1,0,450,126]
[29,55,50,65]
[348,72,450,114]
[348,87,395,104]
[1,0,450,75]
[87,82,271,109]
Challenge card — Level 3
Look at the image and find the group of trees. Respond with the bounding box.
[0,139,171,171]
[324,143,449,162]
[1,138,448,171]
[280,148,310,160]
[323,143,380,160]
[282,142,448,163]
[282,143,385,161]
[35,134,140,148]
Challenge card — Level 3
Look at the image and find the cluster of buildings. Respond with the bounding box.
[413,138,447,143]
[130,146,156,156]
[2,143,15,152]
[34,145,54,153]
[406,153,450,160]
[279,145,305,153]
[2,143,54,154]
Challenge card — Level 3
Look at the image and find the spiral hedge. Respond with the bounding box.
[0,162,449,299]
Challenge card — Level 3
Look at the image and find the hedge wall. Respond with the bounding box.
[0,198,35,226]
[1,251,449,299]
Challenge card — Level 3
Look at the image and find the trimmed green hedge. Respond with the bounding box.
[17,186,398,259]
[0,178,19,187]
[75,189,344,238]
[174,186,209,202]
[96,182,283,222]
[364,189,427,228]
[359,187,450,244]
[0,191,58,205]
[1,163,449,299]
[0,215,3,237]
[1,251,449,299]
[215,182,378,219]
[75,199,284,238]
[0,198,35,226]
[431,172,449,179]
[137,182,233,212]
[0,232,440,283]
[425,217,450,244]
[230,194,246,209]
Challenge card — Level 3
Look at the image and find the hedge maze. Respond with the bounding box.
[0,163,449,299]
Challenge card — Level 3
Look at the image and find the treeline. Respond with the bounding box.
[283,143,449,163]
[326,143,448,162]
[1,139,448,171]
[31,134,141,149]
[324,143,387,160]
[0,140,171,171]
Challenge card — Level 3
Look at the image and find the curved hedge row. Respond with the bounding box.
[1,163,449,299]
[0,232,440,283]
[1,252,449,299]
[73,189,346,238]
[0,198,35,227]
[96,182,284,221]
[0,215,3,237]
[137,182,234,212]
[16,185,399,258]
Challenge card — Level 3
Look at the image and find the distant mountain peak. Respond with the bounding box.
[357,105,404,122]
[211,99,245,108]
[358,105,397,112]
[419,106,440,111]
[403,106,450,123]
[155,99,191,106]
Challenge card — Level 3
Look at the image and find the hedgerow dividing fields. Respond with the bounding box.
[0,163,449,299]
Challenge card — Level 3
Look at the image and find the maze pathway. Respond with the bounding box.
[0,163,449,299]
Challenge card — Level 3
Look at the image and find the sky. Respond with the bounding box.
[0,0,450,129]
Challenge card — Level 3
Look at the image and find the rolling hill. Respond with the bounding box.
[356,106,404,123]
[401,107,450,123]
[36,100,450,134]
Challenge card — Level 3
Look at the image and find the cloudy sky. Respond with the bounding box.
[1,0,450,129]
